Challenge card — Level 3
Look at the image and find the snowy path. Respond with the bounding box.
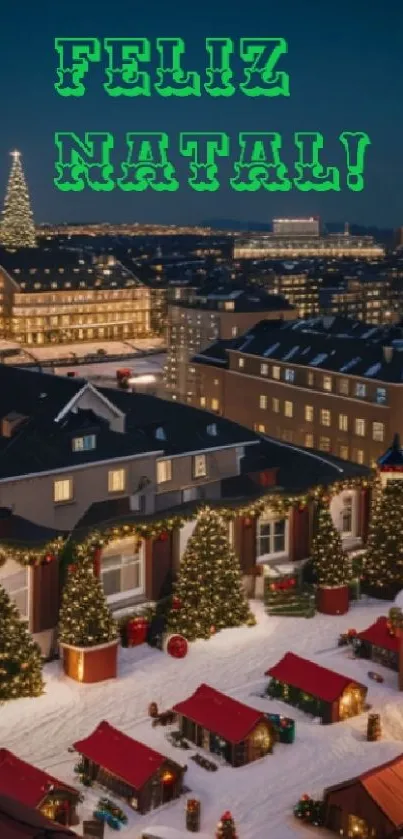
[1,600,402,838]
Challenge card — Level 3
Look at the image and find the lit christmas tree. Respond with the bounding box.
[216,811,238,838]
[311,502,350,586]
[363,480,403,596]
[167,507,251,641]
[0,150,36,248]
[0,584,44,701]
[58,558,118,647]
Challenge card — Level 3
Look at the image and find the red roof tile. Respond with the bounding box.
[73,721,169,790]
[265,652,366,703]
[172,683,266,743]
[326,754,403,829]
[357,616,400,653]
[0,751,77,810]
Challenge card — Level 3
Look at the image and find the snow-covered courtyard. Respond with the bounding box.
[2,599,402,839]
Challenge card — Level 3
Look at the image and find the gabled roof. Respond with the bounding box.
[265,652,366,703]
[73,720,175,790]
[378,434,403,468]
[172,683,267,743]
[0,750,78,810]
[0,794,75,839]
[325,754,403,829]
[357,616,400,653]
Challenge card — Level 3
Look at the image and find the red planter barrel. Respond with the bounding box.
[59,639,119,683]
[127,617,149,647]
[317,585,349,615]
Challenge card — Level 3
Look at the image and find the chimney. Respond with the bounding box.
[0,412,27,438]
[383,346,394,363]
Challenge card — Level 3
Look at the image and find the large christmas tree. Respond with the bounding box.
[311,502,350,586]
[167,507,250,641]
[0,150,36,248]
[0,584,44,701]
[363,480,403,596]
[58,559,118,647]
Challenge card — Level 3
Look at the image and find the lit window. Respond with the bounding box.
[305,405,314,422]
[211,398,219,411]
[260,363,269,376]
[339,414,348,432]
[339,445,349,460]
[355,418,366,436]
[355,449,365,464]
[53,478,73,503]
[224,301,235,311]
[200,396,206,407]
[355,382,366,398]
[257,514,287,557]
[72,434,96,452]
[259,394,268,409]
[284,368,295,382]
[272,397,280,413]
[284,401,293,418]
[340,496,353,534]
[214,378,219,386]
[157,459,172,483]
[305,433,314,448]
[231,326,238,336]
[193,454,207,478]
[238,358,244,368]
[339,378,349,395]
[272,366,280,380]
[319,436,331,452]
[323,375,332,392]
[307,371,314,386]
[372,421,384,441]
[254,423,266,433]
[108,469,126,492]
[101,538,144,601]
[376,387,387,404]
[320,409,331,427]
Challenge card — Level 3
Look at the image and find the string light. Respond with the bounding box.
[0,585,44,701]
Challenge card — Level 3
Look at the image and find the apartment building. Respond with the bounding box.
[233,232,385,260]
[165,284,296,404]
[193,315,403,467]
[0,249,151,344]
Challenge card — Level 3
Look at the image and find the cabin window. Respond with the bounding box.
[101,538,144,602]
[257,514,287,559]
[347,814,375,838]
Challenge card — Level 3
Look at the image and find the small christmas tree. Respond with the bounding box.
[0,584,44,701]
[311,502,350,587]
[58,559,118,648]
[216,811,238,838]
[167,507,250,641]
[0,151,36,248]
[363,480,403,596]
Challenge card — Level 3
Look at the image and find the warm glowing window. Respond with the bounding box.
[339,414,348,432]
[372,421,384,441]
[211,398,219,411]
[157,459,172,483]
[305,405,313,422]
[323,375,332,392]
[284,401,293,417]
[305,433,314,448]
[108,469,126,492]
[53,478,72,503]
[259,394,268,409]
[320,409,331,427]
[272,365,280,380]
[355,418,366,437]
[319,436,331,452]
[193,454,207,478]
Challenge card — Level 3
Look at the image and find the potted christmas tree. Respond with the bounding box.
[58,558,119,683]
[311,502,351,615]
[0,584,44,701]
[166,506,251,642]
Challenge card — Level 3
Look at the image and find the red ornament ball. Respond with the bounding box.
[167,634,188,659]
[172,596,182,611]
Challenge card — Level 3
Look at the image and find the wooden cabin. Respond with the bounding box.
[172,683,276,767]
[265,652,367,724]
[0,794,76,839]
[73,720,185,815]
[0,750,79,827]
[323,754,403,838]
[356,617,400,671]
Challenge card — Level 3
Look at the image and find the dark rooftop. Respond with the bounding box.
[0,248,140,291]
[170,284,294,313]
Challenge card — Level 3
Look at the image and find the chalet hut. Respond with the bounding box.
[0,750,79,827]
[265,652,367,724]
[356,616,400,671]
[172,683,276,767]
[73,720,185,815]
[323,754,403,838]
[0,794,76,839]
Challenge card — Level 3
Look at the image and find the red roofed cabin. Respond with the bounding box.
[172,683,276,767]
[0,794,76,839]
[0,750,79,827]
[266,652,367,724]
[323,754,403,838]
[73,721,185,815]
[356,616,400,672]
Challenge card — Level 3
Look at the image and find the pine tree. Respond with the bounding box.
[216,811,238,839]
[363,480,403,595]
[0,584,44,701]
[167,507,250,641]
[311,502,350,587]
[0,150,36,248]
[58,559,118,648]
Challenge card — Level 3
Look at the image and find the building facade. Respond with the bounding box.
[233,233,385,260]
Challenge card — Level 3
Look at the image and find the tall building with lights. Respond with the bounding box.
[272,217,320,236]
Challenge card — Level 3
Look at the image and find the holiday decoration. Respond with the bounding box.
[311,502,351,615]
[166,507,250,641]
[186,798,201,832]
[294,794,324,827]
[265,713,295,744]
[94,798,128,830]
[126,616,149,647]
[216,810,238,838]
[58,557,119,683]
[363,479,403,598]
[367,713,382,742]
[166,634,188,658]
[0,150,36,248]
[0,584,44,701]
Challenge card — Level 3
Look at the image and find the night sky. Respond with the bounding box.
[1,0,401,227]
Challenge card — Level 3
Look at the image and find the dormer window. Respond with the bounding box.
[155,427,166,441]
[206,423,218,436]
[72,434,96,452]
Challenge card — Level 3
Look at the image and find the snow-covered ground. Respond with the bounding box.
[0,337,165,361]
[1,599,402,839]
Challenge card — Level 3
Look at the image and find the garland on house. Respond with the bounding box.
[0,476,371,569]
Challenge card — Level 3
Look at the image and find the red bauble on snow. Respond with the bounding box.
[167,634,188,659]
[172,596,182,611]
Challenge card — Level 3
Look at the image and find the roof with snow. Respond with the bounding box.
[357,616,400,652]
[0,750,78,810]
[73,720,180,790]
[265,652,366,703]
[325,754,403,829]
[172,683,269,743]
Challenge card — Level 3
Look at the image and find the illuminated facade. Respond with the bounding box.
[272,217,320,236]
[234,233,384,259]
